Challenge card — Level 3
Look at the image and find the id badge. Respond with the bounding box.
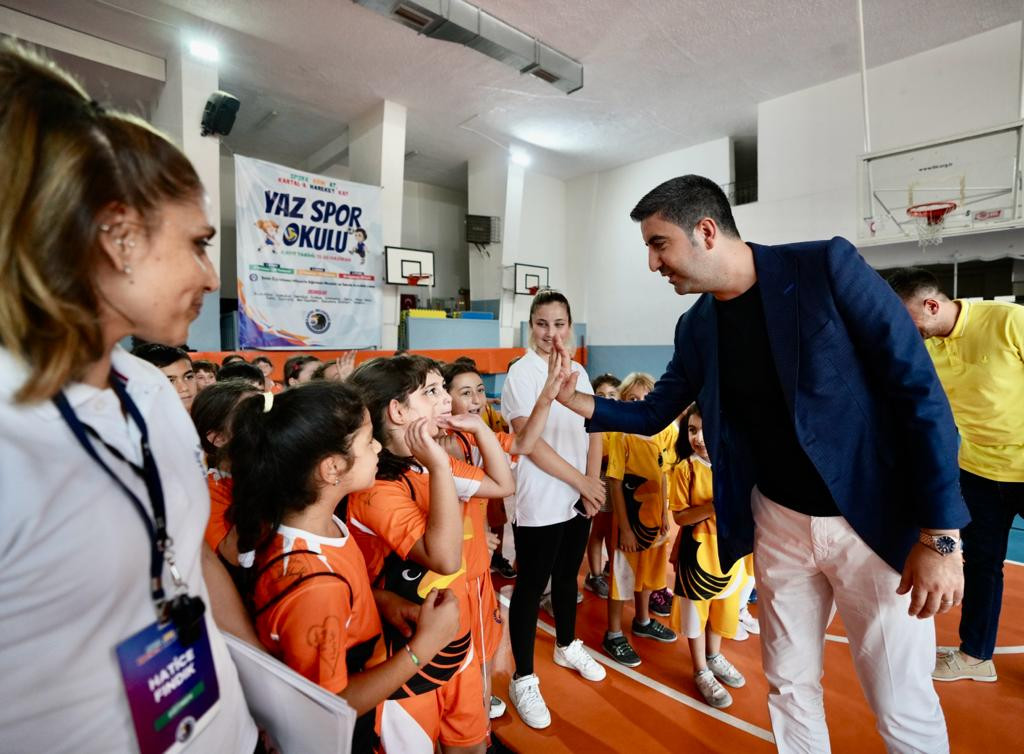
[115,618,221,753]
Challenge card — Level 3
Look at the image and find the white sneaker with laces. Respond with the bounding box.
[706,653,745,688]
[738,607,760,635]
[489,695,506,719]
[508,674,550,729]
[553,638,607,681]
[695,669,733,708]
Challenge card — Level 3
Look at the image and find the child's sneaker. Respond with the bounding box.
[631,617,677,643]
[490,553,517,579]
[648,588,672,617]
[584,573,610,599]
[602,633,642,667]
[738,606,760,635]
[508,674,550,729]
[706,653,745,688]
[489,695,506,719]
[694,669,733,708]
[554,638,607,681]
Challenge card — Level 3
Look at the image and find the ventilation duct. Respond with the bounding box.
[353,0,583,94]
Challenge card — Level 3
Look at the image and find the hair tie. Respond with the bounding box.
[262,391,274,413]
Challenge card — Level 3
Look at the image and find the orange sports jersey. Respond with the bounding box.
[606,424,678,551]
[347,457,484,698]
[204,469,232,551]
[446,430,516,580]
[251,517,384,695]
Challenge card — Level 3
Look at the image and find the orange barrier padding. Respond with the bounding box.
[187,347,587,382]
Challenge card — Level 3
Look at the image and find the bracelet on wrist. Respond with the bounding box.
[404,643,420,667]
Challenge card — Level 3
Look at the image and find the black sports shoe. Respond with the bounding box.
[632,618,677,643]
[602,633,641,667]
[491,553,517,579]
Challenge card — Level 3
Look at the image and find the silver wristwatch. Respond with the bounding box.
[918,532,963,556]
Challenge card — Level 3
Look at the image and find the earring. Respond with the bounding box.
[123,265,133,275]
[99,224,111,232]
[332,478,340,486]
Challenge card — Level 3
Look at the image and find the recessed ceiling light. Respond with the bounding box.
[509,147,531,167]
[188,39,220,63]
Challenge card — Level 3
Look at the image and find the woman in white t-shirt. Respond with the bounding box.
[0,43,258,753]
[501,290,608,729]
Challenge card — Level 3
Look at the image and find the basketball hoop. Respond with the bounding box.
[528,285,539,296]
[907,201,956,247]
[404,273,432,286]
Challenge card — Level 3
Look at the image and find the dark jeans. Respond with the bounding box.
[508,512,591,676]
[959,469,1024,660]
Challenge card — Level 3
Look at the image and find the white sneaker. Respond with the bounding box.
[706,653,745,688]
[508,674,550,729]
[738,607,760,635]
[732,623,749,641]
[489,695,506,719]
[695,669,733,708]
[553,638,607,681]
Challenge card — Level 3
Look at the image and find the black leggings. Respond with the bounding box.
[509,512,592,676]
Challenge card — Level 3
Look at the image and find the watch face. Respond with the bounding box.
[935,535,957,555]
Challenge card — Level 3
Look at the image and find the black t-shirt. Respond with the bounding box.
[715,283,841,517]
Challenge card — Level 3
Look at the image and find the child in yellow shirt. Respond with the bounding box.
[669,403,749,708]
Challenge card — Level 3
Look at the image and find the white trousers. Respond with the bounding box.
[752,489,948,754]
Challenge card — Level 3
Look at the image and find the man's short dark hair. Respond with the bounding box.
[132,343,192,369]
[886,267,945,301]
[217,361,265,387]
[221,353,246,366]
[630,174,740,238]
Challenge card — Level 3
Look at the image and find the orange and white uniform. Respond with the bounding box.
[347,458,488,752]
[203,468,232,551]
[447,430,513,662]
[668,457,749,639]
[606,424,677,600]
[251,516,384,750]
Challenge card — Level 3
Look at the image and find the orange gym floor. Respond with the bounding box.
[486,561,1024,753]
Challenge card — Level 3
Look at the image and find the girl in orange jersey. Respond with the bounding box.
[668,403,749,709]
[229,381,461,752]
[189,379,261,552]
[441,349,569,723]
[347,355,516,754]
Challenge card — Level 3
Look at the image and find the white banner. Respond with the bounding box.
[234,155,382,348]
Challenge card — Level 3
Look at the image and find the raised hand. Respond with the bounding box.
[406,417,449,470]
[335,351,357,381]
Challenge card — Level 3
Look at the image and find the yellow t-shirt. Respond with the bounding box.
[606,424,678,548]
[926,299,1024,481]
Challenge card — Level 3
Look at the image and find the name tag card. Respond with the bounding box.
[115,620,220,753]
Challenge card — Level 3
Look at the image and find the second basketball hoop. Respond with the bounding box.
[907,201,957,246]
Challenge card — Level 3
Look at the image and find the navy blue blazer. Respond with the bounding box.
[588,237,968,573]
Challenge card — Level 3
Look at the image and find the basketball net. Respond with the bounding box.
[907,201,956,247]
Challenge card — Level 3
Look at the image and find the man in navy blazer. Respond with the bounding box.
[555,175,968,754]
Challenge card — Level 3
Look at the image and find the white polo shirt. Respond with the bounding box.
[501,348,593,527]
[0,346,257,753]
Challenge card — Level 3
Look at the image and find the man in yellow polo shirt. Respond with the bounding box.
[889,268,1024,683]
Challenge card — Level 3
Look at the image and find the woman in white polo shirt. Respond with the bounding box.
[0,43,258,753]
[501,290,607,729]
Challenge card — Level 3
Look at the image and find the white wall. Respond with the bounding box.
[566,137,734,346]
[401,180,469,303]
[503,169,568,343]
[739,21,1024,264]
[467,148,510,302]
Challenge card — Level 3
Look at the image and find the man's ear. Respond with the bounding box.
[694,217,719,250]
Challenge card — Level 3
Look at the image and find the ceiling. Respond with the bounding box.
[4,0,1021,190]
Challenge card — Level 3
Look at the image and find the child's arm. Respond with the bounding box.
[510,418,606,508]
[438,413,514,499]
[609,478,638,552]
[405,419,463,575]
[673,502,714,527]
[509,345,567,455]
[341,588,460,715]
[580,433,604,516]
[201,544,263,648]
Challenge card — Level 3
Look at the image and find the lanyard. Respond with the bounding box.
[53,373,183,621]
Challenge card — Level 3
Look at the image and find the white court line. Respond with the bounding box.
[828,635,1024,653]
[825,634,849,644]
[497,593,775,744]
[1006,559,1024,567]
